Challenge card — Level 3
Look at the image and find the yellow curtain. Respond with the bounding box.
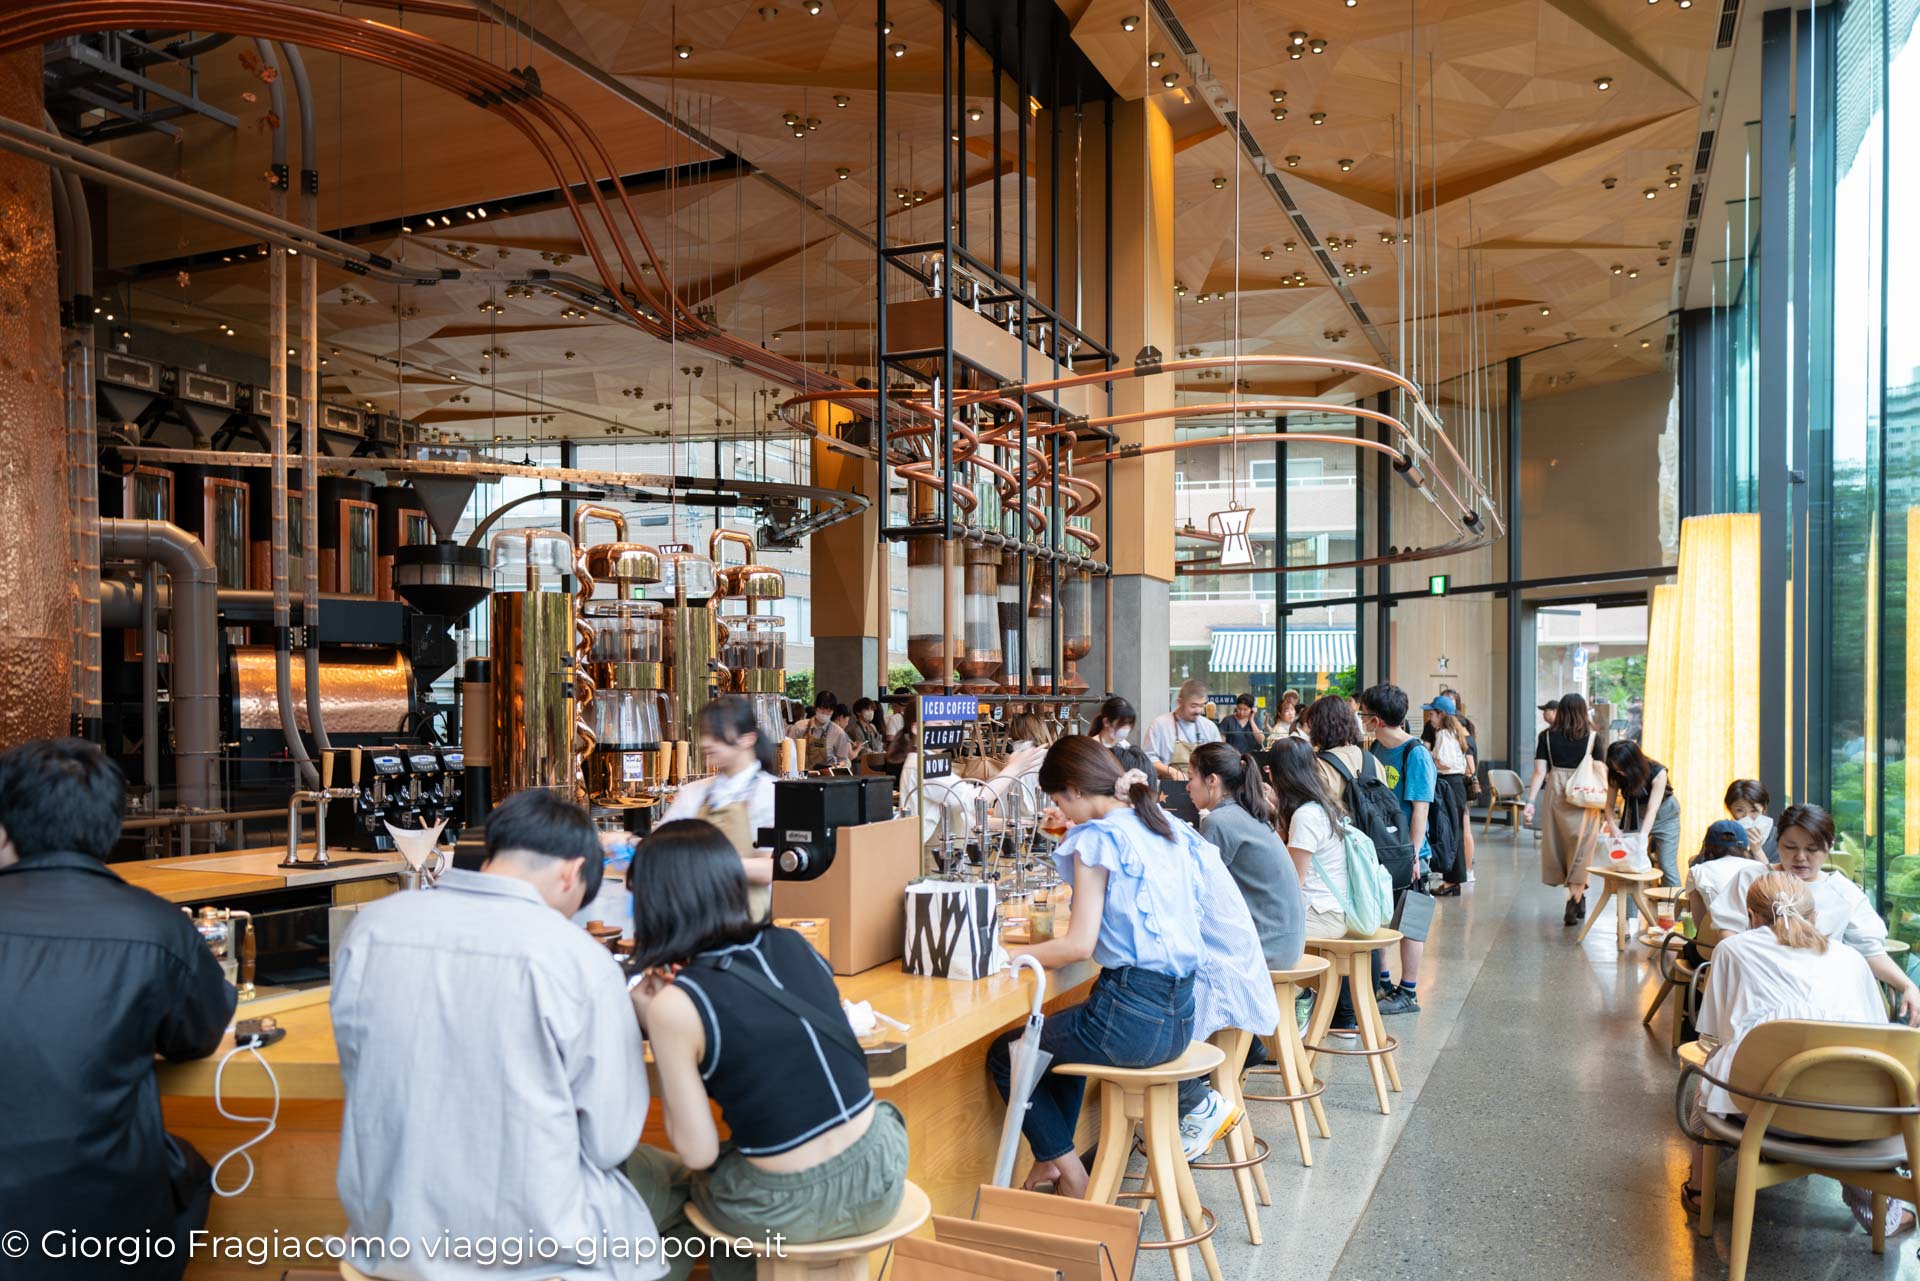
[1645,515,1762,859]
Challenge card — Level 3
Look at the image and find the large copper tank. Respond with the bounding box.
[0,51,71,747]
[489,530,577,801]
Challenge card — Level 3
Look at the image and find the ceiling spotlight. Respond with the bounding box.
[1346,0,1357,6]
[1290,31,1307,45]
[1594,75,1613,91]
[783,112,800,124]
[967,106,984,121]
[805,0,822,11]
[1148,51,1165,68]
[1540,306,1552,316]
[889,42,907,56]
[833,94,850,107]
[1212,176,1227,189]
[1285,241,1297,251]
[1310,112,1326,125]
[1677,0,1692,7]
[879,18,892,33]
[1627,268,1640,278]
[1174,281,1187,296]
[1666,176,1681,188]
[835,166,850,180]
[1602,176,1618,190]
[1261,248,1273,260]
[806,117,821,129]
[1289,47,1303,60]
[1380,230,1395,243]
[1285,155,1300,167]
[1121,14,1139,31]
[1611,263,1624,274]
[1339,158,1353,171]
[1641,339,1653,348]
[757,4,778,16]
[1271,90,1286,103]
[1272,108,1288,121]
[1644,187,1658,199]
[1161,72,1179,87]
[1359,264,1371,274]
[1309,38,1327,53]
[674,43,691,58]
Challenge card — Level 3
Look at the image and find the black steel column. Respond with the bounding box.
[1372,391,1391,684]
[559,439,577,531]
[1790,7,1814,802]
[1806,5,1836,805]
[1677,308,1715,519]
[1274,425,1287,697]
[1758,6,1791,805]
[1504,356,1526,770]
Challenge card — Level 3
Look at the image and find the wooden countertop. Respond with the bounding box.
[116,844,408,903]
[157,955,1100,1100]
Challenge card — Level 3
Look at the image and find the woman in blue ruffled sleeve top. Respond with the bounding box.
[986,735,1208,1197]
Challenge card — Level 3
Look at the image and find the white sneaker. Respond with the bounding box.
[1466,871,1477,883]
[1179,1088,1241,1162]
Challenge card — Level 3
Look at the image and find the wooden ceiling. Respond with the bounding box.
[88,0,1715,441]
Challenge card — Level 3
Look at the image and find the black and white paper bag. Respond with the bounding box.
[902,880,1009,981]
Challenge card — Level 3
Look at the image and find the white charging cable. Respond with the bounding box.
[209,1033,281,1197]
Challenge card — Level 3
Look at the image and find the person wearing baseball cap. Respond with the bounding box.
[1419,695,1472,897]
[1685,819,1769,955]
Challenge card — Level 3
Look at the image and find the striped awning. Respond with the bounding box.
[1207,627,1356,676]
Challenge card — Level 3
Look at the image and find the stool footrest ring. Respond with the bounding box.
[1241,1068,1328,1104]
[1302,1034,1400,1059]
[1189,1134,1271,1172]
[1113,1195,1219,1250]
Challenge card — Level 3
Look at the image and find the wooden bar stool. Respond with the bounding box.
[1187,1028,1272,1244]
[682,1181,931,1279]
[1055,1042,1226,1281]
[1301,932,1405,1115]
[1244,955,1332,1165]
[1577,864,1663,950]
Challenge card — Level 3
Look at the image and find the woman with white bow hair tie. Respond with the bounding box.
[1683,871,1909,1233]
[985,737,1225,1199]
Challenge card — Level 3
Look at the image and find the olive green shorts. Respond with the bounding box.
[625,1101,909,1281]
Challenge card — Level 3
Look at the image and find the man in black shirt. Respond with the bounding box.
[0,739,235,1280]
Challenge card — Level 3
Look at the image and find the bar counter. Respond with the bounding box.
[116,845,409,904]
[159,955,1100,1277]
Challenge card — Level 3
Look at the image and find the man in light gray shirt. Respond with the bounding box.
[1145,678,1223,779]
[332,790,662,1281]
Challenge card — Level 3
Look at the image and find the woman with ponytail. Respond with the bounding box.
[1189,743,1305,971]
[1684,871,1905,1231]
[987,736,1275,1185]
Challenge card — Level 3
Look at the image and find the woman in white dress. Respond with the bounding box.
[1685,871,1909,1233]
[1772,804,1920,1024]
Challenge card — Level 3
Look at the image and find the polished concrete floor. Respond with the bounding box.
[1140,826,1920,1281]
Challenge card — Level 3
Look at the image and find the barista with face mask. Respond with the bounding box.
[788,690,854,770]
[664,697,780,920]
[1091,696,1154,783]
[849,697,887,752]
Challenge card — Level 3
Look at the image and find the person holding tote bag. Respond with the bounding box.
[1521,693,1607,926]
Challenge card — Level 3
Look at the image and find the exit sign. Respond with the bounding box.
[1428,574,1450,596]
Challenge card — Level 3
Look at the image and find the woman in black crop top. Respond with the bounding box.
[622,820,908,1281]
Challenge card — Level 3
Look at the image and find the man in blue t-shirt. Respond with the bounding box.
[1360,683,1435,1015]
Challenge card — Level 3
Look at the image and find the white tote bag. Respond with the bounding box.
[1565,731,1610,810]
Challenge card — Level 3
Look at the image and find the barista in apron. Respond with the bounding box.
[661,697,781,921]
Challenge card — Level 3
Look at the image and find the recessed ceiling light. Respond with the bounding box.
[674,44,691,58]
[1285,155,1300,167]
[1339,158,1354,171]
[1121,14,1139,31]
[1261,248,1273,260]
[1290,31,1307,45]
[757,4,778,17]
[835,167,850,180]
[1148,51,1165,68]
[1644,188,1658,199]
[1289,47,1303,59]
[1611,263,1624,274]
[1212,176,1227,189]
[1272,107,1288,121]
[805,0,822,12]
[1285,241,1297,251]
[833,94,850,108]
[1627,268,1640,278]
[889,42,907,57]
[1271,90,1286,103]
[1309,38,1328,53]
[1161,72,1179,87]
[1311,112,1326,125]
[967,106,984,121]
[1540,306,1552,316]
[1641,338,1653,348]
[1594,75,1613,91]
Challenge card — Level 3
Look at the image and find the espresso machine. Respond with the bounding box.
[712,527,788,750]
[488,528,582,803]
[573,507,669,808]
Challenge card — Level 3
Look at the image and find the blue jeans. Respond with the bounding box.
[988,967,1195,1163]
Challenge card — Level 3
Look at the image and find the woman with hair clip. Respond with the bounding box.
[624,820,909,1280]
[1090,695,1153,781]
[1681,870,1908,1233]
[659,696,781,921]
[1773,803,1920,1024]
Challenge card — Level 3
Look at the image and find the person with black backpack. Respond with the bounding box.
[1356,685,1438,1015]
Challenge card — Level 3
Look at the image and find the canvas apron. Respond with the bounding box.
[699,793,771,922]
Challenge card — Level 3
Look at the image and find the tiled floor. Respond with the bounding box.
[1138,827,1920,1281]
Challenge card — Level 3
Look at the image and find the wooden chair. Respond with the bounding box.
[1483,768,1526,832]
[1643,933,1711,1048]
[1685,1021,1920,1281]
[1054,1042,1226,1281]
[682,1181,931,1280]
[1576,864,1662,950]
[1302,932,1405,1115]
[1187,1028,1272,1244]
[1243,955,1332,1165]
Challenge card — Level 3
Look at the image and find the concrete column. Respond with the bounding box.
[0,51,72,747]
[807,402,884,703]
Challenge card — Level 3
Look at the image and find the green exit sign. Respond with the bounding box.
[1428,574,1450,596]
